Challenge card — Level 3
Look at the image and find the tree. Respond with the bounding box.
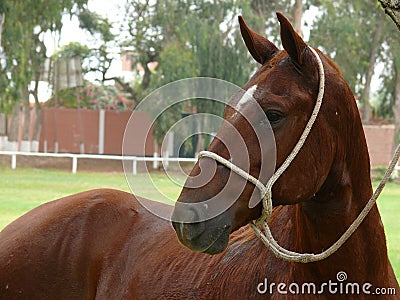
[382,2,400,152]
[122,0,256,153]
[310,0,385,123]
[179,2,253,154]
[377,6,400,152]
[249,0,309,42]
[0,0,88,149]
[53,42,90,62]
[0,12,4,46]
[78,9,116,83]
[392,56,400,151]
[122,0,163,97]
[293,0,304,36]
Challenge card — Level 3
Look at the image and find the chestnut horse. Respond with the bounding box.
[0,13,398,299]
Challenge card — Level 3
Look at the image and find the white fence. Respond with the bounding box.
[0,151,197,175]
[0,151,399,178]
[392,145,400,178]
[392,165,400,179]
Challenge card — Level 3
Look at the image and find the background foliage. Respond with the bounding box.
[0,0,399,152]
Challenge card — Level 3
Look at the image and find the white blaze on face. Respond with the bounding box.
[236,85,258,111]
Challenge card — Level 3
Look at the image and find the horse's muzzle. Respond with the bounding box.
[172,205,231,254]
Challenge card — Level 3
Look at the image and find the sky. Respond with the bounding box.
[58,0,126,46]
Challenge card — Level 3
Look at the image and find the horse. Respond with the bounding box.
[0,13,398,299]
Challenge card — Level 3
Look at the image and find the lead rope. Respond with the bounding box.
[198,46,400,263]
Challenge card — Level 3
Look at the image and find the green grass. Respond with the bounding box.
[0,164,399,281]
[0,165,185,229]
[376,181,400,281]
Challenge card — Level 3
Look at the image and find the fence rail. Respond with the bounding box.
[0,151,399,178]
[393,165,400,179]
[0,151,197,175]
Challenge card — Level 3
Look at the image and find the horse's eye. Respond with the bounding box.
[266,110,283,125]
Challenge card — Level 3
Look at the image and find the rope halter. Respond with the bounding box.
[198,47,400,263]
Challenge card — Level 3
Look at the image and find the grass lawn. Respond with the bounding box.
[1,164,399,281]
[0,165,185,228]
[376,181,400,281]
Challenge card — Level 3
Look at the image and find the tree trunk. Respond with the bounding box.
[104,76,139,106]
[33,92,42,141]
[361,16,384,123]
[8,103,20,143]
[195,116,204,155]
[293,0,303,37]
[21,88,30,141]
[20,88,31,151]
[0,13,4,46]
[392,67,400,153]
[141,62,151,91]
[30,71,42,142]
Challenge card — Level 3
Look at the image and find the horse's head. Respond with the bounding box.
[172,13,357,254]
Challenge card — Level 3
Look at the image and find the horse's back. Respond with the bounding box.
[0,189,142,299]
[0,189,269,299]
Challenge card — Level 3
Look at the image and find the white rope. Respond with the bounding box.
[251,143,400,263]
[198,46,400,263]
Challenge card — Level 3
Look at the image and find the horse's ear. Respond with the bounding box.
[276,12,308,70]
[238,16,278,65]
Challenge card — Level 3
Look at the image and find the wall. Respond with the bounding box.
[364,125,395,167]
[0,107,397,166]
[40,108,98,153]
[38,108,154,155]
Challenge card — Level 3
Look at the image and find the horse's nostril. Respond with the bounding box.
[184,222,205,242]
[172,207,206,242]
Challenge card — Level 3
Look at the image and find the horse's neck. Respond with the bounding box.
[288,129,392,285]
[216,116,398,296]
[215,169,393,296]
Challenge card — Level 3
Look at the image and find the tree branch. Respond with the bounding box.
[379,0,400,30]
[103,76,139,106]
